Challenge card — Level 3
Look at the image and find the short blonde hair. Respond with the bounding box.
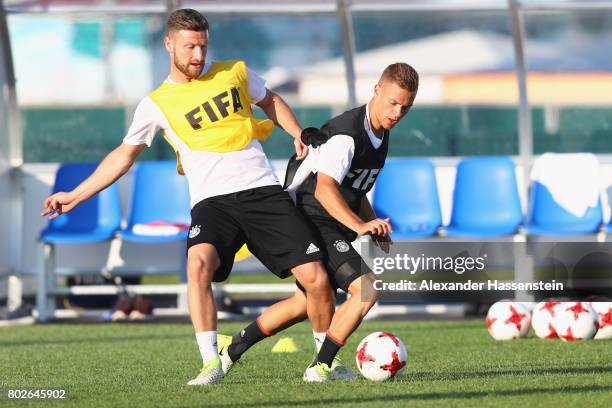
[380,63,419,92]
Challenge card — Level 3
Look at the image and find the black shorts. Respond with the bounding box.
[296,218,371,292]
[187,185,323,282]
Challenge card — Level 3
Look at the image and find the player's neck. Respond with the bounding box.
[168,71,193,84]
[168,66,200,84]
[367,100,384,138]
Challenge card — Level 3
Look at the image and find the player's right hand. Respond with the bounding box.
[41,191,78,219]
[357,218,393,238]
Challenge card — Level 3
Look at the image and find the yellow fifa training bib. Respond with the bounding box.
[149,60,274,174]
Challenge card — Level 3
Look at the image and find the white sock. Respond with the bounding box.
[313,331,326,352]
[195,331,218,363]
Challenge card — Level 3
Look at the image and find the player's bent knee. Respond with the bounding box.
[187,263,214,286]
[186,245,220,283]
[294,262,331,294]
[347,284,376,319]
[362,273,380,302]
[303,273,331,296]
[348,273,379,307]
[304,279,332,300]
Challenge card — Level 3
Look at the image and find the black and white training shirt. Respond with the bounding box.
[286,103,389,238]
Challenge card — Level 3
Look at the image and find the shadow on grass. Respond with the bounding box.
[376,320,481,331]
[213,384,612,407]
[0,333,191,348]
[223,365,612,388]
[406,365,612,382]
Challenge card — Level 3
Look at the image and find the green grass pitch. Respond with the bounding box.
[1,319,611,407]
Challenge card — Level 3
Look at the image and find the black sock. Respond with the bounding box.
[314,334,343,367]
[227,319,271,362]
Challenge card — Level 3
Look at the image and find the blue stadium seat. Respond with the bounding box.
[38,162,122,322]
[120,161,191,243]
[41,163,121,243]
[373,159,441,239]
[525,181,602,235]
[445,157,522,237]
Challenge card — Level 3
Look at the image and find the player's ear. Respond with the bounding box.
[164,35,173,53]
[374,83,381,96]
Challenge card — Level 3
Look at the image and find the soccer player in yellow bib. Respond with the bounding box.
[41,9,333,385]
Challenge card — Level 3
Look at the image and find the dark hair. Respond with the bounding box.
[380,63,419,92]
[167,9,209,34]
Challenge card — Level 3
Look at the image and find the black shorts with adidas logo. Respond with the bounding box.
[296,216,370,293]
[187,185,323,282]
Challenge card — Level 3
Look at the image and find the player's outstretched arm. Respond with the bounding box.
[314,173,393,237]
[41,143,146,219]
[256,89,308,159]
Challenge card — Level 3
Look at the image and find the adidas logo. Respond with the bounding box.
[306,243,320,255]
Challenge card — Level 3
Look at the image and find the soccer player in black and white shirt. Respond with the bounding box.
[220,63,419,382]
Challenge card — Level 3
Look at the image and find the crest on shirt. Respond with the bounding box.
[189,225,201,239]
[334,240,350,253]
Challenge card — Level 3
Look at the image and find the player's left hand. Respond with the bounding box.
[294,137,308,160]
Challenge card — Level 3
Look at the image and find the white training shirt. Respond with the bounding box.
[122,61,279,208]
[286,103,384,195]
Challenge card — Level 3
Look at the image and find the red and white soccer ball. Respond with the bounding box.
[531,301,563,339]
[590,302,612,340]
[553,302,598,341]
[355,331,408,381]
[486,301,531,340]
